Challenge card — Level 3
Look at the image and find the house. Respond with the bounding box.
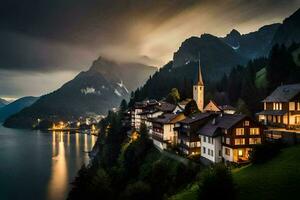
[204,100,236,114]
[131,100,160,130]
[150,113,186,150]
[175,113,215,155]
[198,114,263,163]
[257,84,300,129]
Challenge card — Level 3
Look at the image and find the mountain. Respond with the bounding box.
[222,24,281,59]
[0,96,39,122]
[173,34,248,80]
[272,8,300,47]
[172,24,280,81]
[4,57,156,128]
[0,98,9,108]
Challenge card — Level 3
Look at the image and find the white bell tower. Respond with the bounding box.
[193,54,204,112]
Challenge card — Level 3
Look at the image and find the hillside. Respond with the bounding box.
[170,145,300,200]
[0,96,38,122]
[3,57,156,128]
[234,145,300,200]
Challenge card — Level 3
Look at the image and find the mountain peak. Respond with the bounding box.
[229,29,241,37]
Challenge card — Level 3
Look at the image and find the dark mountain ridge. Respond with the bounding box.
[0,96,38,122]
[4,58,156,128]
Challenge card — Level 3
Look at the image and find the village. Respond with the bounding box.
[128,59,300,164]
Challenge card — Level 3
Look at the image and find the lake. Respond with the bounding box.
[0,125,97,200]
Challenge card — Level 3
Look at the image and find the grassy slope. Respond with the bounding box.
[169,145,300,200]
[234,145,300,200]
[255,67,267,88]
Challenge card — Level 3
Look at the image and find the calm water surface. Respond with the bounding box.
[0,125,96,200]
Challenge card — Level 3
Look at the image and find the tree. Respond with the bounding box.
[198,164,236,200]
[184,100,199,116]
[121,181,152,200]
[166,88,181,104]
[120,99,128,113]
[236,98,251,116]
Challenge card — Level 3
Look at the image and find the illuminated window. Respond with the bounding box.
[238,149,243,157]
[236,128,244,136]
[249,138,261,144]
[250,128,260,135]
[297,102,300,111]
[244,121,250,126]
[225,148,230,156]
[235,138,245,145]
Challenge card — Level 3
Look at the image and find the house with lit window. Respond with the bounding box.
[150,113,185,150]
[257,84,300,129]
[198,114,263,163]
[175,113,215,155]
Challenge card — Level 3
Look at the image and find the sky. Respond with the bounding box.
[0,0,300,100]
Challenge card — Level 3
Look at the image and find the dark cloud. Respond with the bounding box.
[0,0,299,98]
[0,0,299,72]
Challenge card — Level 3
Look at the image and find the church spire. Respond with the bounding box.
[197,52,204,86]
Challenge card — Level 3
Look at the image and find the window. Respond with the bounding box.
[250,128,260,135]
[222,137,224,143]
[190,142,195,148]
[197,142,201,147]
[208,149,210,155]
[224,129,228,134]
[211,150,214,156]
[226,138,230,145]
[273,103,282,110]
[238,149,243,157]
[236,128,244,136]
[211,138,214,144]
[249,138,261,144]
[208,137,211,143]
[203,136,206,142]
[244,121,250,126]
[296,117,300,125]
[219,150,222,156]
[225,148,230,156]
[297,102,300,111]
[203,147,206,154]
[290,102,295,111]
[235,138,245,145]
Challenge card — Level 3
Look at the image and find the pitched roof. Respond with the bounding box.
[263,84,300,102]
[151,113,180,124]
[156,101,176,112]
[197,114,247,137]
[219,105,236,111]
[179,113,212,124]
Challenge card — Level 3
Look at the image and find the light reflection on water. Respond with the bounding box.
[0,125,97,200]
[47,131,97,200]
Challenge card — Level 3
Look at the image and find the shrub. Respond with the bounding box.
[249,143,282,164]
[198,164,236,200]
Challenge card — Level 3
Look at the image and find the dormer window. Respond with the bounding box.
[244,121,249,126]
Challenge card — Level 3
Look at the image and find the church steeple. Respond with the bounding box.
[197,53,204,86]
[193,52,204,112]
